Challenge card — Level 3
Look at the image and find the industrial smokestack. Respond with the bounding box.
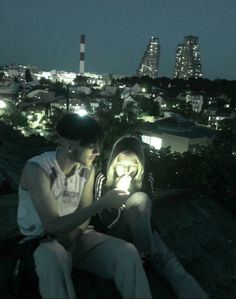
[80,34,85,74]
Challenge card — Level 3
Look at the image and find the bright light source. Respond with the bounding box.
[74,106,88,117]
[0,100,6,109]
[150,137,162,149]
[116,175,131,191]
[142,135,151,144]
[141,88,146,93]
[142,135,162,150]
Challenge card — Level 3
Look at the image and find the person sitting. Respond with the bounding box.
[16,114,152,299]
[93,135,209,299]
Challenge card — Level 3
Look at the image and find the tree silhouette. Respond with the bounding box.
[111,89,123,116]
[74,75,88,86]
[25,68,33,82]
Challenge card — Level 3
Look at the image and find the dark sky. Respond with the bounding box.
[1,0,236,80]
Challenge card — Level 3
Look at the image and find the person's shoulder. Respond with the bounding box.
[27,151,56,172]
[143,165,153,179]
[23,162,49,180]
[25,151,54,168]
[94,171,107,198]
[24,151,56,178]
[20,159,50,190]
[96,171,106,181]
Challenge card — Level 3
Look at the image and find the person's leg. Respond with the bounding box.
[70,229,152,299]
[33,240,76,299]
[152,230,208,299]
[110,192,155,257]
[108,192,208,299]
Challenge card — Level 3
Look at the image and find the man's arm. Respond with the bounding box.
[22,162,128,236]
[22,163,106,236]
[65,166,96,241]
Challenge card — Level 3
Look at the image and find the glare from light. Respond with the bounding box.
[74,107,88,117]
[150,136,162,149]
[142,135,162,150]
[0,100,6,109]
[116,175,131,192]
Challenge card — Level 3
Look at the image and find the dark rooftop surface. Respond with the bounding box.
[142,118,214,138]
[0,189,236,298]
[0,133,235,298]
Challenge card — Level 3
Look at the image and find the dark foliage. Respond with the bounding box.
[25,69,33,82]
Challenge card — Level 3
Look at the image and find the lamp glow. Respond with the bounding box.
[0,100,6,109]
[116,175,131,192]
[74,107,88,117]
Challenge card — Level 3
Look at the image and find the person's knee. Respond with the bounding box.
[126,192,151,211]
[34,240,71,269]
[117,241,141,265]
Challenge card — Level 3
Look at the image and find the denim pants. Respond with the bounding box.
[108,191,156,257]
[33,229,152,299]
[106,192,208,299]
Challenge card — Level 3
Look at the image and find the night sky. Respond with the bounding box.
[1,0,236,80]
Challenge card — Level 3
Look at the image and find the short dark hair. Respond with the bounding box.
[56,113,104,146]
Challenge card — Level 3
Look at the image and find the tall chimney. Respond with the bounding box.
[80,34,85,74]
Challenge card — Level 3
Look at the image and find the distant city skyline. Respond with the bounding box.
[174,35,202,80]
[0,0,236,80]
[137,36,160,79]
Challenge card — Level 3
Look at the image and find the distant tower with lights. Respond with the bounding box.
[80,34,85,74]
[137,36,160,79]
[174,35,202,79]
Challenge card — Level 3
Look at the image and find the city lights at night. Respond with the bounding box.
[0,100,6,109]
[0,1,236,298]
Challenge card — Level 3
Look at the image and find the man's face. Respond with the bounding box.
[67,140,100,167]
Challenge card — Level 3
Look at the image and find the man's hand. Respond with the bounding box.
[99,189,129,210]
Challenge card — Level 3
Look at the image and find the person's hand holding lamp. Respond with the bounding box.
[98,188,129,211]
[116,175,132,192]
[115,175,131,209]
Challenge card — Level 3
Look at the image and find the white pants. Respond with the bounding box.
[33,229,152,299]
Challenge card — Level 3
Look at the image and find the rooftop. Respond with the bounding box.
[0,131,235,298]
[0,189,236,298]
[142,116,215,138]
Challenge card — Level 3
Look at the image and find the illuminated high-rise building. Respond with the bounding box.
[137,36,160,79]
[174,35,202,79]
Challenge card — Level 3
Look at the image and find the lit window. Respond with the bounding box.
[142,135,162,150]
[150,137,162,149]
[141,135,151,144]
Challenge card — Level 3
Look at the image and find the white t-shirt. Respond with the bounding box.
[17,150,89,237]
